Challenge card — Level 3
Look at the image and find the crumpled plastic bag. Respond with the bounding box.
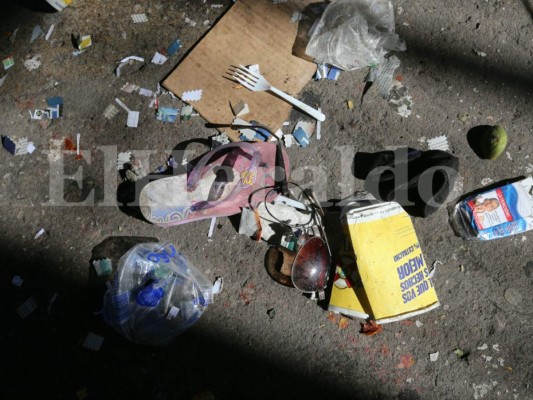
[305,0,406,70]
[102,243,214,346]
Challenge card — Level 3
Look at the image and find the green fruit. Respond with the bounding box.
[481,125,508,160]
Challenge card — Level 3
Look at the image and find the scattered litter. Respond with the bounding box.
[82,332,104,351]
[506,151,512,161]
[121,82,140,93]
[9,28,19,44]
[124,157,147,182]
[239,207,262,240]
[23,55,41,71]
[47,292,58,315]
[474,50,487,57]
[151,52,168,65]
[30,25,43,43]
[115,56,145,77]
[211,4,223,8]
[103,104,119,119]
[316,109,322,140]
[427,135,449,151]
[2,135,36,155]
[481,354,493,362]
[365,56,401,99]
[166,306,180,320]
[232,100,249,117]
[184,17,197,27]
[115,98,139,128]
[472,382,497,400]
[454,349,468,359]
[76,133,81,156]
[182,89,203,102]
[17,297,37,319]
[11,275,23,287]
[360,320,383,336]
[77,35,92,51]
[34,228,46,240]
[117,152,133,170]
[481,178,494,186]
[157,107,179,123]
[45,0,71,11]
[92,258,113,277]
[492,344,500,352]
[415,320,423,328]
[0,74,7,88]
[388,82,413,117]
[64,136,83,160]
[45,24,55,41]
[131,13,148,23]
[477,343,488,351]
[46,96,64,119]
[347,100,354,109]
[139,88,153,97]
[180,105,194,121]
[211,131,230,148]
[3,56,15,70]
[283,134,294,148]
[290,11,308,23]
[207,217,217,238]
[429,352,439,362]
[168,39,182,56]
[314,63,341,80]
[267,308,276,319]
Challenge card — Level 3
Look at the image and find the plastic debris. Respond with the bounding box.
[314,63,341,80]
[23,56,41,71]
[17,297,37,319]
[115,98,139,127]
[11,275,23,287]
[182,89,203,102]
[0,74,7,88]
[212,277,224,295]
[45,24,55,41]
[131,13,148,23]
[30,25,43,43]
[93,258,113,277]
[82,332,104,351]
[211,132,231,148]
[388,82,413,117]
[77,35,92,51]
[427,135,450,151]
[168,39,182,56]
[211,4,223,8]
[180,105,193,121]
[481,178,494,186]
[157,107,179,123]
[115,56,145,77]
[477,343,488,350]
[429,351,439,362]
[139,88,153,97]
[3,56,15,70]
[2,136,36,155]
[103,104,119,120]
[365,56,401,99]
[45,0,71,12]
[117,152,133,170]
[415,320,423,328]
[151,52,168,65]
[34,228,46,240]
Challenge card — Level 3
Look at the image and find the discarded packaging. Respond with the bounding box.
[151,52,168,65]
[329,201,440,323]
[115,98,139,128]
[77,35,92,51]
[305,0,405,70]
[102,243,215,346]
[3,56,15,70]
[167,39,182,57]
[450,177,533,240]
[2,136,36,155]
[45,0,72,12]
[93,258,113,277]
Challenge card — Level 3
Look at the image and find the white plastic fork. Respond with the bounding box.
[232,64,326,122]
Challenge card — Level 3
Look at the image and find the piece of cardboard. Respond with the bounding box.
[163,0,318,142]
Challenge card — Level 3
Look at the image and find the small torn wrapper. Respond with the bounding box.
[121,82,140,93]
[34,228,46,240]
[388,82,413,118]
[182,89,203,102]
[314,63,341,81]
[46,96,64,118]
[167,39,182,57]
[29,109,48,120]
[103,104,119,120]
[92,258,112,277]
[151,52,168,65]
[3,56,15,70]
[2,136,36,155]
[77,35,92,51]
[239,207,262,241]
[180,105,193,121]
[18,297,37,319]
[82,332,104,351]
[157,107,179,123]
[131,13,148,23]
[429,351,439,362]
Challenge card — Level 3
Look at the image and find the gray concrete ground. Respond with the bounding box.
[0,0,532,399]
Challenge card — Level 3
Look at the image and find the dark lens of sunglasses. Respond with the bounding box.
[291,237,330,293]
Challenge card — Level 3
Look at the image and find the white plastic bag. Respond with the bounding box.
[305,0,406,70]
[103,243,214,346]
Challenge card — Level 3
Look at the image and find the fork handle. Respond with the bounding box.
[270,87,326,122]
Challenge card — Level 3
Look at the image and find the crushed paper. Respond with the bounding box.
[23,55,41,71]
[427,135,450,151]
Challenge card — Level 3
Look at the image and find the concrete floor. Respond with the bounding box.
[0,0,532,399]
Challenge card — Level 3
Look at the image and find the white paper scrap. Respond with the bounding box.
[82,332,104,351]
[316,108,322,139]
[131,13,148,23]
[212,277,224,295]
[126,111,139,128]
[117,152,133,170]
[182,89,203,102]
[121,82,140,93]
[283,134,294,148]
[115,56,144,77]
[151,52,168,65]
[166,306,180,320]
[139,88,153,97]
[45,24,55,41]
[23,56,41,71]
[429,352,439,362]
[115,98,132,112]
[185,17,197,27]
[34,228,46,240]
[212,4,223,8]
[233,100,249,117]
[427,135,449,151]
[207,217,217,238]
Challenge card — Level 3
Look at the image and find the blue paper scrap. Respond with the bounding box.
[167,40,182,57]
[157,107,179,123]
[2,135,16,155]
[293,127,310,147]
[46,96,64,107]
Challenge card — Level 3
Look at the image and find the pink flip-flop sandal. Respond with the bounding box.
[140,142,290,227]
